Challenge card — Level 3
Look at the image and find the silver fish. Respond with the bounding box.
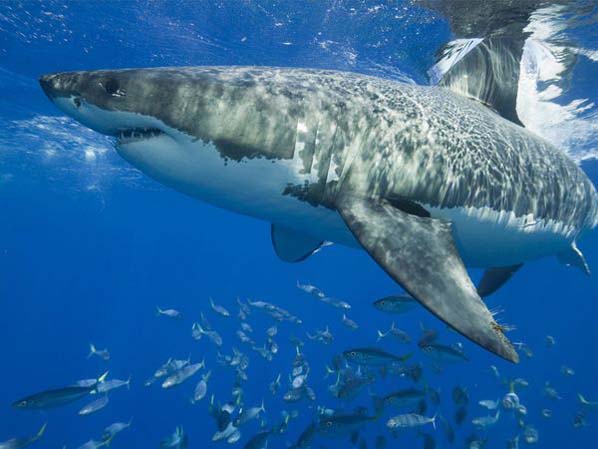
[373,295,417,314]
[212,422,238,442]
[102,419,132,440]
[237,330,254,344]
[237,298,251,319]
[341,314,359,330]
[523,425,539,444]
[191,371,211,403]
[472,410,500,428]
[210,297,230,317]
[543,382,561,400]
[344,347,412,366]
[387,413,436,429]
[578,393,598,410]
[376,321,410,343]
[78,395,109,416]
[193,323,223,347]
[162,361,204,389]
[478,399,500,410]
[156,307,182,319]
[296,281,325,298]
[235,400,266,427]
[96,376,131,394]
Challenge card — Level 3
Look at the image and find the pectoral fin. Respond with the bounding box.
[477,264,523,298]
[271,224,323,263]
[336,195,518,363]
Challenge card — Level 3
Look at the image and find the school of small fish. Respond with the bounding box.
[4,281,595,448]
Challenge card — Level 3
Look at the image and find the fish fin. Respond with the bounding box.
[271,224,324,263]
[430,37,524,126]
[578,393,589,405]
[36,422,47,440]
[336,195,518,363]
[98,371,109,383]
[557,242,590,275]
[477,264,523,297]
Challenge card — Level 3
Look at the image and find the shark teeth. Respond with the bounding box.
[117,127,164,142]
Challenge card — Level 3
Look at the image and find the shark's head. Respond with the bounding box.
[39,67,311,163]
[39,66,332,218]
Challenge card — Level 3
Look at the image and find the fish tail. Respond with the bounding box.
[126,375,132,390]
[88,343,96,358]
[432,412,437,430]
[376,330,387,342]
[156,306,162,316]
[261,399,266,413]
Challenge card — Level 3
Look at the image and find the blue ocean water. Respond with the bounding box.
[1,1,598,448]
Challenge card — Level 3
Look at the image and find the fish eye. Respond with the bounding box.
[326,421,332,427]
[350,351,356,357]
[103,79,121,96]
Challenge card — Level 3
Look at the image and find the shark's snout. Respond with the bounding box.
[38,74,55,97]
[39,72,79,100]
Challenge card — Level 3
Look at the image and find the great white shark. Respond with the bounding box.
[39,65,598,363]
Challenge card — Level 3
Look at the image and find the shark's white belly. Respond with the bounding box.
[117,133,571,268]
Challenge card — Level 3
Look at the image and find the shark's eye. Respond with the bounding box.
[104,79,120,96]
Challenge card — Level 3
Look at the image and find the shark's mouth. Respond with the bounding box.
[117,127,166,144]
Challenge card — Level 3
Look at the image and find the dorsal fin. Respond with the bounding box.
[431,37,524,126]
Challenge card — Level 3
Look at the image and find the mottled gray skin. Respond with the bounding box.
[39,66,598,233]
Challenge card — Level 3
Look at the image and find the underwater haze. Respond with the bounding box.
[1,1,598,448]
